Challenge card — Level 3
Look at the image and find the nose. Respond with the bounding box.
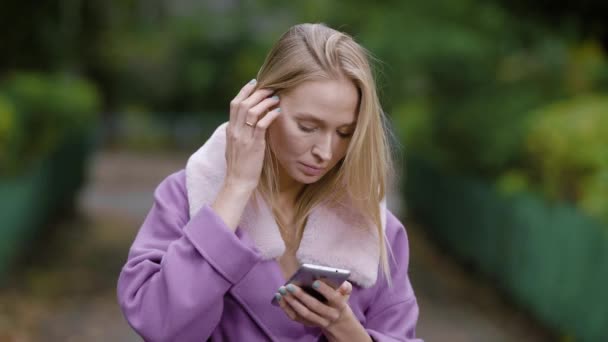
[312,133,333,162]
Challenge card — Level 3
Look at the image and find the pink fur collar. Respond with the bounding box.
[185,123,386,288]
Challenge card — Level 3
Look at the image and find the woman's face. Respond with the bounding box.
[268,78,359,186]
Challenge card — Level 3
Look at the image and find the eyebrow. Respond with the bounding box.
[295,112,357,127]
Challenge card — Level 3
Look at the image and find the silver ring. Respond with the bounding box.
[245,121,255,127]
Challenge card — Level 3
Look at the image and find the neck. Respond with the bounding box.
[273,166,305,246]
[276,165,305,207]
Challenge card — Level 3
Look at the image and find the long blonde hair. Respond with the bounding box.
[255,23,396,283]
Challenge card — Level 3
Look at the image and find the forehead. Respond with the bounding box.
[282,78,359,125]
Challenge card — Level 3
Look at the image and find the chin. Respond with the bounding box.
[291,169,324,184]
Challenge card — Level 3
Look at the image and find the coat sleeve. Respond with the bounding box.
[116,171,261,342]
[364,213,424,342]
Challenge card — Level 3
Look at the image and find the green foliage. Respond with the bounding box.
[379,2,607,223]
[0,72,100,176]
[0,96,19,173]
[382,1,569,175]
[521,95,608,222]
[119,111,172,151]
[564,41,608,95]
[1,0,605,222]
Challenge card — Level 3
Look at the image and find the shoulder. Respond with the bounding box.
[151,169,190,221]
[383,208,412,270]
[384,209,409,247]
[362,208,416,309]
[154,169,187,201]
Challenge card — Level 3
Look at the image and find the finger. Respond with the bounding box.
[230,79,258,123]
[253,107,282,140]
[236,89,274,127]
[277,293,298,321]
[339,281,353,297]
[338,281,353,303]
[234,79,258,104]
[313,280,348,309]
[283,293,331,328]
[245,95,280,128]
[288,284,341,323]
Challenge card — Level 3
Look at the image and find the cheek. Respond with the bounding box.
[269,117,310,158]
[284,135,311,157]
[332,140,350,161]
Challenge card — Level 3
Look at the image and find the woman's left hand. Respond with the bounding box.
[275,281,372,341]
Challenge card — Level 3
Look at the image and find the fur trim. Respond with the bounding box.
[185,123,386,288]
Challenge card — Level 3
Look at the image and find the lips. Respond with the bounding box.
[299,162,325,176]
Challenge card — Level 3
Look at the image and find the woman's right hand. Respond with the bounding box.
[224,79,282,192]
[212,79,281,232]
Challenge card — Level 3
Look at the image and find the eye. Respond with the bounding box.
[298,124,316,133]
[337,131,353,139]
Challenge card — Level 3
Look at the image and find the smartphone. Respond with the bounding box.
[271,263,351,306]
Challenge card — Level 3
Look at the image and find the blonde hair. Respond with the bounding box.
[255,23,396,284]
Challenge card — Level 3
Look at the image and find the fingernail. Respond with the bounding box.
[274,293,282,301]
[249,79,257,84]
[276,107,281,112]
[272,95,279,100]
[278,286,287,295]
[286,284,296,293]
[312,281,320,289]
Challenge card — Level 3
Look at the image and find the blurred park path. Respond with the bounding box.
[0,149,555,341]
[0,150,188,341]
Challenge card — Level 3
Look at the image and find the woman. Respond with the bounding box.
[117,23,422,342]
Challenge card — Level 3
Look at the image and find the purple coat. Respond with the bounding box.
[117,170,422,341]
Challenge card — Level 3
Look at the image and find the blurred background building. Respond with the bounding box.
[1,0,607,341]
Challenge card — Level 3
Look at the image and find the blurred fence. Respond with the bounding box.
[0,129,95,282]
[404,155,608,341]
[0,72,100,283]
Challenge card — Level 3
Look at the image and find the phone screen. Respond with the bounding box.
[300,283,328,303]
